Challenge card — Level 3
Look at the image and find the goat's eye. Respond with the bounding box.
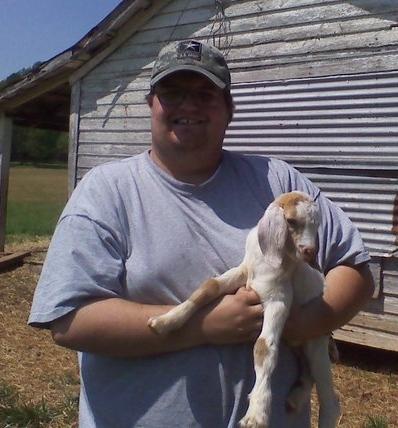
[286,218,298,227]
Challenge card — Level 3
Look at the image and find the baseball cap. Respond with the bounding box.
[150,40,231,89]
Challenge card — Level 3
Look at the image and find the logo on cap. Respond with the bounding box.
[176,41,202,61]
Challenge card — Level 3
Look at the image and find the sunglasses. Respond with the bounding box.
[153,87,223,107]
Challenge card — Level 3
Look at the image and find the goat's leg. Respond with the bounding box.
[240,297,291,428]
[148,264,248,335]
[304,337,341,428]
[286,336,340,414]
[285,347,313,413]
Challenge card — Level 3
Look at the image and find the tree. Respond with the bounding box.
[11,126,68,164]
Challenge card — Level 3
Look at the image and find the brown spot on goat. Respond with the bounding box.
[190,278,220,308]
[254,337,269,366]
[275,192,315,255]
[277,192,309,221]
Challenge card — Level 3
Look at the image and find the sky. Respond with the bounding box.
[0,0,122,81]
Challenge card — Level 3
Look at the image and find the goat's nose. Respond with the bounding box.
[299,245,316,263]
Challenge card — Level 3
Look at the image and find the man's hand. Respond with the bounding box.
[193,287,263,345]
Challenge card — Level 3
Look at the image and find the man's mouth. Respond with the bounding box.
[173,118,204,125]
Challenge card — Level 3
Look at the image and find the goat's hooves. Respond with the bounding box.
[147,316,172,335]
[285,387,310,413]
[286,398,298,413]
[318,402,341,428]
[239,415,267,428]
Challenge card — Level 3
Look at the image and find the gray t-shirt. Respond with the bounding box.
[29,150,369,428]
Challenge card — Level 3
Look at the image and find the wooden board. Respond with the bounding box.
[334,324,398,352]
[334,311,398,352]
[0,251,31,271]
[0,115,12,252]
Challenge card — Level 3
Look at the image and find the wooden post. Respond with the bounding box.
[68,80,81,195]
[0,114,12,252]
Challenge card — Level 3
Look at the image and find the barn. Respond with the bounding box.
[1,0,398,351]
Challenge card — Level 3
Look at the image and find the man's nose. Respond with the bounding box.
[179,92,200,108]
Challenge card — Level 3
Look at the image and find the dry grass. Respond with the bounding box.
[7,166,68,205]
[0,240,79,427]
[1,240,397,427]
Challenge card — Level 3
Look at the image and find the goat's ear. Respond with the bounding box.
[257,204,288,268]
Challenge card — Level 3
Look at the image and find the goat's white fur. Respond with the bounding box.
[148,191,341,428]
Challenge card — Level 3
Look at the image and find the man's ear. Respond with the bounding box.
[146,93,154,108]
[257,204,287,269]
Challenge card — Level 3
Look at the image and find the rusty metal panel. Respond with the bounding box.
[225,70,398,256]
[226,70,398,170]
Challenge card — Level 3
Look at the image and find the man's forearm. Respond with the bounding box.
[50,287,263,358]
[51,298,205,358]
[284,263,374,343]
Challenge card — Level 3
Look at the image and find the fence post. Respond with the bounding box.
[0,114,12,252]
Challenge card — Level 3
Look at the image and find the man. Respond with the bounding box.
[29,40,373,427]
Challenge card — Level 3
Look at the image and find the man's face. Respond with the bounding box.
[148,71,231,159]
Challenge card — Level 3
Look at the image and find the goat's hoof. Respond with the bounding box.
[239,414,267,428]
[286,384,311,413]
[147,316,173,335]
[286,397,298,413]
[318,399,341,428]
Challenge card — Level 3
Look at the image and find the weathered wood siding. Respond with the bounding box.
[73,0,398,350]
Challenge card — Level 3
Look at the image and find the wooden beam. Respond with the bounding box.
[334,309,398,352]
[68,81,81,194]
[0,114,12,251]
[334,324,398,352]
[70,0,174,84]
[0,251,31,272]
[0,69,74,111]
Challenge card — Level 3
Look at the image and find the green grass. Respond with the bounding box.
[5,165,67,243]
[6,201,66,236]
[0,381,78,428]
[364,415,390,428]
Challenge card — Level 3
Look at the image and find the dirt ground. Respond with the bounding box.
[1,240,397,427]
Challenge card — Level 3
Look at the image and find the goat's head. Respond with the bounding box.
[258,191,320,268]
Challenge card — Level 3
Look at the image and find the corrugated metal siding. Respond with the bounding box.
[224,71,398,257]
[226,71,398,170]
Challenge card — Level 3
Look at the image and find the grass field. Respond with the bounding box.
[6,166,68,242]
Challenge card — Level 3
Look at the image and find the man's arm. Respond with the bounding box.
[283,263,374,344]
[51,287,263,358]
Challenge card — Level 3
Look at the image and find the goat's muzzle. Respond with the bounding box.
[298,245,316,265]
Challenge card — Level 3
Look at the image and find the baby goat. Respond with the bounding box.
[148,191,341,428]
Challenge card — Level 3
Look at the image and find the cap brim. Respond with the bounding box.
[150,65,226,89]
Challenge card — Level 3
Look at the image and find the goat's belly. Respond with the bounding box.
[247,272,292,303]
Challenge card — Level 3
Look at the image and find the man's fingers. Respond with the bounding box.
[236,286,262,305]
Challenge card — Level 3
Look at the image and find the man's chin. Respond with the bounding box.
[169,138,207,152]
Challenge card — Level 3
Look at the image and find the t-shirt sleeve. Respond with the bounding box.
[314,193,370,272]
[28,166,127,329]
[268,158,370,273]
[28,215,125,328]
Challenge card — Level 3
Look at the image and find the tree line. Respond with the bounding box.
[11,125,68,164]
[1,63,68,165]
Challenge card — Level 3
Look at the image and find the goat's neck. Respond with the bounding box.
[265,253,299,278]
[281,255,299,276]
